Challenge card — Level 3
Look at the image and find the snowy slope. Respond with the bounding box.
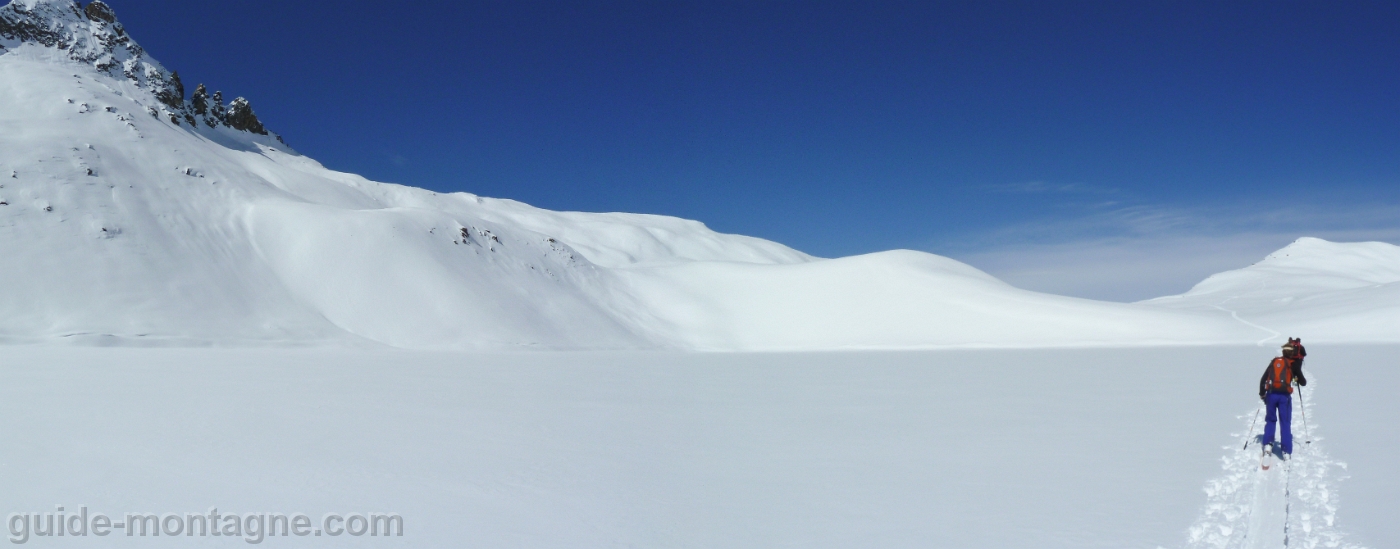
[0,49,653,349]
[1,345,1387,548]
[1143,238,1400,343]
[614,250,1252,350]
[0,0,1278,350]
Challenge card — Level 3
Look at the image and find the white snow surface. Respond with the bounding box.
[1,345,1392,548]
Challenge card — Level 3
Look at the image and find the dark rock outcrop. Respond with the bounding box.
[225,98,267,135]
[84,1,117,24]
[155,71,185,110]
[210,90,228,123]
[191,84,209,115]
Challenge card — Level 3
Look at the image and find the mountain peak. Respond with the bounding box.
[1256,237,1400,278]
[12,0,80,7]
[1147,237,1400,305]
[1,0,140,63]
[1,0,278,140]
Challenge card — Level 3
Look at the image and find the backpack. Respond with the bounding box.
[1286,337,1307,359]
[1265,357,1294,394]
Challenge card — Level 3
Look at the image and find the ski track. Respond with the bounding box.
[1211,281,1283,347]
[1211,302,1282,347]
[1184,373,1363,549]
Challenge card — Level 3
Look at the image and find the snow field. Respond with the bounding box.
[1,345,1392,548]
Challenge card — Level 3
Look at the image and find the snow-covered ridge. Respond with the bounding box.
[1171,237,1400,298]
[1143,238,1400,343]
[0,0,278,139]
[0,1,147,71]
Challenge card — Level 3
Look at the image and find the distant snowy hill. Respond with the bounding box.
[2,0,1391,350]
[1142,237,1400,343]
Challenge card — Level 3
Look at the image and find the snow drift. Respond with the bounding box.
[1,0,1395,350]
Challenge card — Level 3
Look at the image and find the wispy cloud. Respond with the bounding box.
[926,201,1400,302]
[979,181,1118,195]
[952,233,1292,302]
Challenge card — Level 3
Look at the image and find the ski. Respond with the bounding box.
[1261,443,1273,471]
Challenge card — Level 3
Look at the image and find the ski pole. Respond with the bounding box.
[1299,386,1311,444]
[1243,405,1262,450]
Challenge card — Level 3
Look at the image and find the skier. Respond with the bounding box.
[1258,340,1307,457]
[1288,336,1307,368]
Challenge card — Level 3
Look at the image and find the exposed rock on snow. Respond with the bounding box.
[190,82,208,115]
[153,69,182,109]
[1,0,168,98]
[0,0,279,140]
[81,0,114,23]
[224,96,267,135]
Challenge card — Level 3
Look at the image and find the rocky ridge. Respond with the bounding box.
[0,0,278,140]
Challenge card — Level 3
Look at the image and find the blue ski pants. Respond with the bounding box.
[1262,392,1293,454]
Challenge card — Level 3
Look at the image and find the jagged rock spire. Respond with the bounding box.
[225,97,267,135]
[191,83,209,115]
[211,90,226,119]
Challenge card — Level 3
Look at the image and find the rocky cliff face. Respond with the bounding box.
[1,0,275,139]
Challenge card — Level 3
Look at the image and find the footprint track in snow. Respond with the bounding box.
[1183,374,1362,549]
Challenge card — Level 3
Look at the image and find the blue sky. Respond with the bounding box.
[103,0,1400,300]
